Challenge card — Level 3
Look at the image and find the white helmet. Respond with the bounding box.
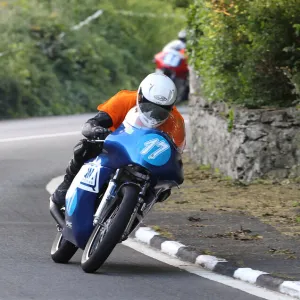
[178,29,187,40]
[137,73,177,128]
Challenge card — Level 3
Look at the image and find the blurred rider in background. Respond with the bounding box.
[162,29,186,52]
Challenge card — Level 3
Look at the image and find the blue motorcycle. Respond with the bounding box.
[49,110,184,273]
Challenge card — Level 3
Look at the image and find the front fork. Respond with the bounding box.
[122,181,150,240]
[93,169,121,226]
[92,168,150,230]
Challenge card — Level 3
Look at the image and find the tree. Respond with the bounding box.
[0,0,185,118]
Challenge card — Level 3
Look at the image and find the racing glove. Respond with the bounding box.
[81,111,113,140]
[82,123,112,140]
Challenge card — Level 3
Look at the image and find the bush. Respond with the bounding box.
[0,0,184,119]
[187,0,300,108]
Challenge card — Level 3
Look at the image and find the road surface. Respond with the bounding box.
[0,113,290,300]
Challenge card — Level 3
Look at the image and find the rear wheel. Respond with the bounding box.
[81,185,139,273]
[175,78,189,102]
[51,232,78,264]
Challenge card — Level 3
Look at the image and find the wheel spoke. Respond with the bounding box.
[88,205,120,257]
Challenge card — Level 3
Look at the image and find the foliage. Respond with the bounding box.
[0,0,185,118]
[170,0,193,8]
[187,0,300,108]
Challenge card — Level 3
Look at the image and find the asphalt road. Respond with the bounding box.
[0,113,282,300]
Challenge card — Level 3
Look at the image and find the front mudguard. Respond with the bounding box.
[62,161,114,249]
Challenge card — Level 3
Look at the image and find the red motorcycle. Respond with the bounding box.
[154,49,189,102]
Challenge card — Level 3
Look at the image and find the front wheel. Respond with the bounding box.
[51,232,78,263]
[81,185,139,273]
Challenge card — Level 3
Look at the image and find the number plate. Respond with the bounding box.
[138,134,171,166]
[163,52,181,67]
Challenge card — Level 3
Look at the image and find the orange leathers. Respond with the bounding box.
[97,90,186,151]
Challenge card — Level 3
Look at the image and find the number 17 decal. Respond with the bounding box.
[140,138,170,160]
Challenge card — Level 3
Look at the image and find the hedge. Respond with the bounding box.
[187,0,300,108]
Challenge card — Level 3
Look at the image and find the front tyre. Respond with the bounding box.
[51,232,78,264]
[81,185,139,273]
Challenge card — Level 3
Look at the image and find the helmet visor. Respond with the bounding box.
[138,94,173,124]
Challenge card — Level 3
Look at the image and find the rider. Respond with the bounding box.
[162,29,187,52]
[51,73,186,209]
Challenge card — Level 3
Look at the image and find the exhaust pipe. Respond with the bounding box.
[49,197,65,229]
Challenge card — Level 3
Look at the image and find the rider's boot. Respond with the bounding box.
[51,159,83,209]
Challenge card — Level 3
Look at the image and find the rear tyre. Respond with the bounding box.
[181,85,189,102]
[81,185,139,273]
[51,232,78,264]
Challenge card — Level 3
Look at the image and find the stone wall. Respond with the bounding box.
[189,69,300,181]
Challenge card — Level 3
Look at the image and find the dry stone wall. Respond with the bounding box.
[189,68,300,181]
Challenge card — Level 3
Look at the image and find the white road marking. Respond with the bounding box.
[0,131,81,143]
[46,176,64,195]
[123,239,294,300]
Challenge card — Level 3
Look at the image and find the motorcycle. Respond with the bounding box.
[49,108,184,273]
[154,49,189,102]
